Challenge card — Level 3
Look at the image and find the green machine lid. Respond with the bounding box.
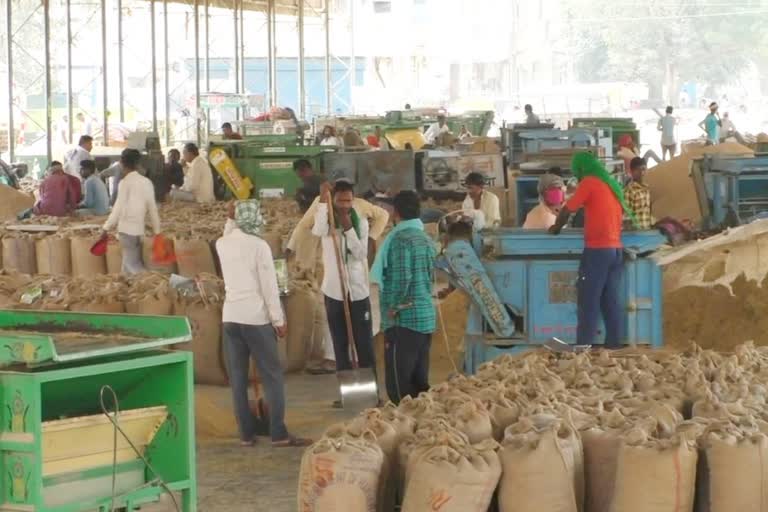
[0,310,192,367]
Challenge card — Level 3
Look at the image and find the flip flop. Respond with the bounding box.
[240,439,256,447]
[272,436,312,448]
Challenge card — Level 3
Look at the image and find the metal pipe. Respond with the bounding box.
[204,0,209,134]
[349,0,354,114]
[117,0,124,122]
[101,0,109,145]
[44,0,52,164]
[151,0,158,133]
[163,0,170,145]
[239,0,244,96]
[194,0,201,145]
[6,0,14,161]
[324,0,331,114]
[66,0,73,144]
[267,0,276,107]
[234,0,240,120]
[297,0,305,118]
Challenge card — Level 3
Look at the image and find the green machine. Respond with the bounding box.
[572,117,640,149]
[0,309,196,511]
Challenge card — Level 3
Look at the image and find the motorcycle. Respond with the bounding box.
[0,159,28,189]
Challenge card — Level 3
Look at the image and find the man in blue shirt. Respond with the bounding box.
[699,102,721,145]
[77,160,110,216]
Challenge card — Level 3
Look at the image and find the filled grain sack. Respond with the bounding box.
[70,236,107,276]
[431,397,493,444]
[696,423,768,512]
[402,438,501,512]
[2,235,36,274]
[174,298,226,385]
[174,238,217,277]
[260,231,283,258]
[499,414,584,512]
[35,236,71,275]
[298,430,384,512]
[125,273,173,315]
[581,426,622,512]
[69,300,125,313]
[280,285,317,372]
[609,427,697,512]
[142,237,177,274]
[106,239,122,274]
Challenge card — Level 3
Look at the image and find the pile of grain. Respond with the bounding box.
[301,343,768,512]
[645,142,753,225]
[0,184,35,222]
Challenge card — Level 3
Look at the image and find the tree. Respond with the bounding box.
[564,0,768,101]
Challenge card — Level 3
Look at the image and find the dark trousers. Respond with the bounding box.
[324,295,375,371]
[223,322,289,442]
[384,326,431,404]
[577,248,624,348]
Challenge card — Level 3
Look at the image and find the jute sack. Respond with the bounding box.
[69,301,125,313]
[35,236,71,275]
[125,274,173,315]
[106,239,122,274]
[609,428,697,512]
[298,430,384,512]
[142,237,177,274]
[431,397,493,444]
[260,231,283,258]
[175,238,217,277]
[499,415,584,512]
[173,300,227,385]
[70,236,107,276]
[2,236,36,274]
[402,439,501,512]
[581,427,622,512]
[281,287,316,372]
[696,426,768,512]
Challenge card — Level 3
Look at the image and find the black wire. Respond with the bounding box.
[99,385,182,512]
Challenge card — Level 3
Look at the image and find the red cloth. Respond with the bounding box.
[565,176,623,249]
[35,173,73,217]
[618,134,634,149]
[66,174,82,205]
[366,135,380,148]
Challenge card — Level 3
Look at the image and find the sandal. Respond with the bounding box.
[272,436,312,448]
[240,439,256,447]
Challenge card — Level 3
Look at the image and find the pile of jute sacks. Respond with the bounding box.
[299,343,768,512]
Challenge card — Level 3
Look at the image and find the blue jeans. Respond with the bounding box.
[576,248,623,348]
[223,322,289,442]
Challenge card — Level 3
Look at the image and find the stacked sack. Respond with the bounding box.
[298,342,768,512]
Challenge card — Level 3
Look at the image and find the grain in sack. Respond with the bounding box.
[401,438,501,512]
[298,431,384,512]
[2,235,36,274]
[70,236,107,276]
[175,238,217,277]
[498,414,584,512]
[35,236,71,275]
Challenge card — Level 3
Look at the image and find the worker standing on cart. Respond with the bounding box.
[549,152,634,348]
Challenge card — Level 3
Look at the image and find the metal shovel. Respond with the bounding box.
[544,337,592,353]
[326,193,380,411]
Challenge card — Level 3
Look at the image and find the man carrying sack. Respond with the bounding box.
[312,180,376,408]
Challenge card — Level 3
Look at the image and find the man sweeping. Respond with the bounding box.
[372,190,436,403]
[549,152,635,348]
[217,200,310,447]
[312,180,376,408]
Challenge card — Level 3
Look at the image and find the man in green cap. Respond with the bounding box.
[216,200,310,447]
[549,152,633,348]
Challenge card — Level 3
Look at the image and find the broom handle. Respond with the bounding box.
[325,190,359,369]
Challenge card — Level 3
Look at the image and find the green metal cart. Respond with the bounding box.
[0,309,195,512]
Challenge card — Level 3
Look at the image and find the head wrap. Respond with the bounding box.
[571,152,635,222]
[618,134,634,148]
[234,199,265,236]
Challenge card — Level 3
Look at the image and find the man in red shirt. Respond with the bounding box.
[35,161,75,217]
[549,152,634,348]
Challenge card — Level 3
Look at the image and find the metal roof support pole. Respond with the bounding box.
[163,0,170,145]
[6,0,14,161]
[324,0,330,114]
[297,0,305,119]
[204,0,210,133]
[151,0,158,133]
[234,0,240,120]
[101,0,109,145]
[66,0,73,144]
[44,0,52,164]
[239,0,244,96]
[267,0,277,107]
[194,0,201,145]
[349,0,354,114]
[118,0,124,122]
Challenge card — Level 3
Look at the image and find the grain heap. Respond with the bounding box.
[299,343,768,512]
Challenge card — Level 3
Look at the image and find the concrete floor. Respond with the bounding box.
[195,372,358,512]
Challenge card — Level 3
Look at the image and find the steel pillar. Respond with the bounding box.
[163,0,170,145]
[117,0,124,122]
[194,0,201,145]
[66,0,73,144]
[324,0,331,114]
[234,0,240,119]
[151,0,158,132]
[267,0,277,107]
[43,0,52,164]
[6,0,14,161]
[298,0,305,118]
[101,0,109,145]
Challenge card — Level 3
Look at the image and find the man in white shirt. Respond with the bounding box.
[312,180,375,407]
[102,149,161,274]
[423,114,451,145]
[524,104,541,124]
[216,200,310,447]
[657,106,678,160]
[63,135,93,181]
[170,143,215,203]
[462,171,501,229]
